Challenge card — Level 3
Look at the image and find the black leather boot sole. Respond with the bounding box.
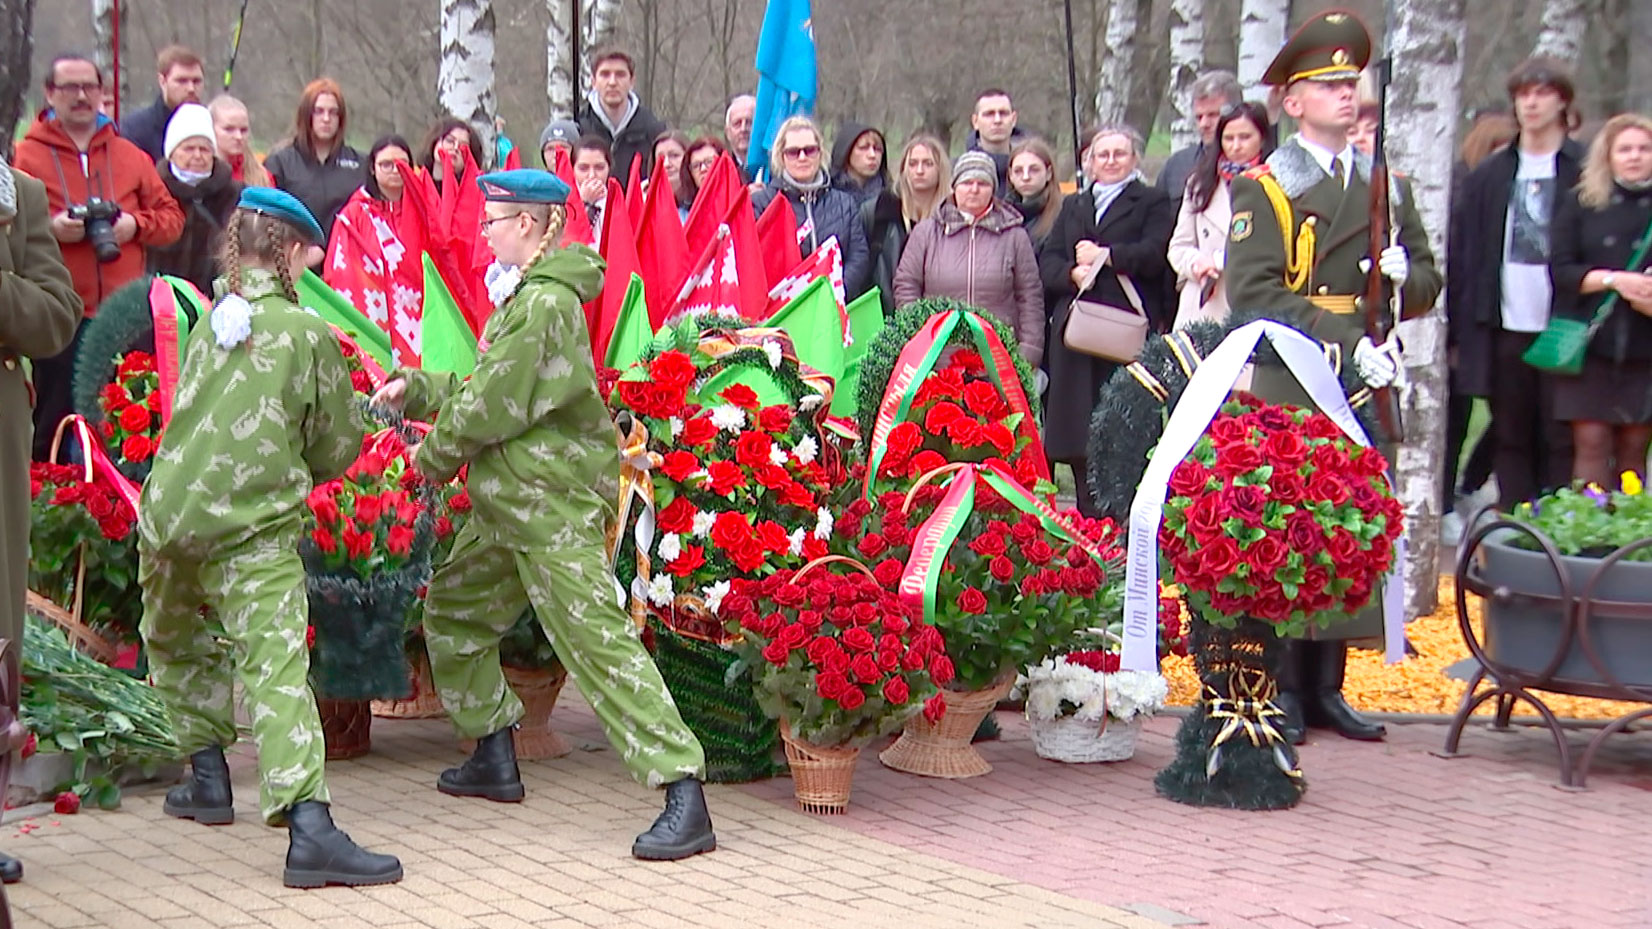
[632,829,717,861]
[437,772,526,803]
[283,801,404,888]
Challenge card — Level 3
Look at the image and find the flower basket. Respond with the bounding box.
[879,673,1014,779]
[318,698,372,760]
[371,647,446,720]
[779,718,860,814]
[1029,715,1142,763]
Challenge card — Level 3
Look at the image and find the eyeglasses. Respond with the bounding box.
[1091,150,1134,162]
[479,213,524,233]
[49,82,102,97]
[782,145,820,160]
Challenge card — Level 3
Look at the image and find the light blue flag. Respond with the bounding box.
[747,0,818,181]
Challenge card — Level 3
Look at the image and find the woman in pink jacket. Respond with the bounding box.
[894,151,1044,364]
[1166,102,1271,328]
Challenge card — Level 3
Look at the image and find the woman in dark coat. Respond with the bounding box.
[148,103,242,294]
[1548,113,1652,486]
[752,115,871,299]
[1038,126,1174,516]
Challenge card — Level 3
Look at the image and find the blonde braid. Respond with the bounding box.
[223,209,245,296]
[520,205,567,273]
[269,223,301,303]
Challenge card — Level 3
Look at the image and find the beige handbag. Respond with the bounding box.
[1061,264,1149,363]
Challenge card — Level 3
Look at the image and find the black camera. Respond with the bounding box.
[67,198,122,264]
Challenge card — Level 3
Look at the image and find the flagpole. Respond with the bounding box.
[1062,0,1082,175]
[572,0,583,110]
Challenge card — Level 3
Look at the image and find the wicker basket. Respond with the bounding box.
[1028,714,1142,763]
[460,665,572,761]
[371,648,446,719]
[779,720,860,814]
[879,674,1015,778]
[318,698,373,760]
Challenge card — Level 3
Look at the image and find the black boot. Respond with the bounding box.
[1273,639,1307,746]
[283,801,403,888]
[163,746,235,825]
[1305,641,1386,741]
[0,851,21,884]
[438,727,525,802]
[632,777,716,861]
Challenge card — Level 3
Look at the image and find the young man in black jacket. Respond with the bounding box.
[576,50,666,190]
[1447,58,1584,510]
[118,45,205,163]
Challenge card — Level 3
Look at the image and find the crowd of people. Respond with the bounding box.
[2,7,1650,893]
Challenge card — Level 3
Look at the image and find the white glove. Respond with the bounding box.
[1378,244,1409,287]
[1353,336,1399,389]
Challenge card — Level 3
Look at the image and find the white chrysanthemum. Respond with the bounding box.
[799,394,825,411]
[1022,658,1168,722]
[792,436,819,466]
[657,533,682,563]
[813,506,834,540]
[710,405,747,432]
[645,574,674,607]
[788,528,806,557]
[768,446,789,467]
[210,294,254,348]
[691,512,715,537]
[669,417,685,439]
[703,580,732,614]
[763,339,783,368]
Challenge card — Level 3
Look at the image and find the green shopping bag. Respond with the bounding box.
[1523,215,1652,374]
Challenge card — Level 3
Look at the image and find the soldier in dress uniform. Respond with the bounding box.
[1224,9,1443,744]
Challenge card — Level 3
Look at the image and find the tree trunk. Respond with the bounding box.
[439,0,498,158]
[1386,0,1467,620]
[91,0,129,120]
[546,0,575,119]
[1166,0,1206,152]
[580,0,623,81]
[1095,0,1147,126]
[1236,0,1290,102]
[0,0,35,160]
[1627,0,1652,115]
[1531,0,1586,62]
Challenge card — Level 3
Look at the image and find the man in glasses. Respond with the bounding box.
[13,52,182,459]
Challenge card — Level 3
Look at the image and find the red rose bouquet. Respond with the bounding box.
[95,350,164,478]
[1158,393,1403,635]
[725,559,947,748]
[28,462,142,647]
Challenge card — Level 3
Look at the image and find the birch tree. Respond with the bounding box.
[581,0,623,79]
[1531,0,1586,63]
[0,0,34,160]
[1387,0,1467,618]
[439,0,498,157]
[90,0,130,117]
[547,0,576,118]
[1166,0,1206,152]
[1236,0,1290,102]
[1094,0,1148,126]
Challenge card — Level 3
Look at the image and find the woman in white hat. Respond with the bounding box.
[148,102,241,293]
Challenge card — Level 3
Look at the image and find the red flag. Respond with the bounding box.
[551,147,596,247]
[668,224,741,322]
[765,238,846,319]
[721,187,769,320]
[324,189,425,366]
[683,152,743,261]
[587,177,639,363]
[635,161,691,328]
[400,166,489,334]
[755,194,801,288]
[504,146,522,170]
[625,155,645,230]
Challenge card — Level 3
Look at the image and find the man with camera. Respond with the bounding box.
[12,53,182,458]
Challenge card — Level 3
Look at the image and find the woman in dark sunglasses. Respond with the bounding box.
[751,115,871,299]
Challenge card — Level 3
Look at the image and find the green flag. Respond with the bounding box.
[295,269,394,371]
[419,254,477,376]
[763,276,846,382]
[604,273,651,370]
[831,287,884,417]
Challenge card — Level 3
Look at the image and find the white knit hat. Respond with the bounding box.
[163,103,217,160]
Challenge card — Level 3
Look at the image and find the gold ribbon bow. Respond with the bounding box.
[608,415,660,630]
[1203,667,1304,782]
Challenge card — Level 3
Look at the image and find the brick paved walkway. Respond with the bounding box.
[7,693,1650,928]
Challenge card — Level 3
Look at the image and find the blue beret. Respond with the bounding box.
[476,169,571,205]
[237,187,327,245]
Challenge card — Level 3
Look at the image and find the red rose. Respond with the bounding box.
[720,384,760,409]
[842,626,876,652]
[54,791,80,815]
[1308,470,1352,506]
[882,676,911,705]
[735,431,774,468]
[758,405,794,434]
[928,654,956,685]
[615,380,654,414]
[387,524,416,556]
[354,493,385,525]
[343,526,374,560]
[1246,535,1289,573]
[962,380,1006,418]
[20,732,35,760]
[753,464,791,491]
[956,587,988,614]
[1200,536,1241,579]
[1326,529,1362,566]
[657,497,697,534]
[705,461,746,495]
[923,692,947,723]
[664,545,707,577]
[1313,443,1352,475]
[311,527,338,554]
[850,653,881,684]
[1270,469,1307,504]
[837,685,868,710]
[85,492,115,519]
[857,533,889,558]
[118,404,152,433]
[1022,539,1056,566]
[815,671,850,700]
[1168,461,1211,498]
[1352,444,1390,478]
[1225,485,1267,525]
[1184,495,1226,542]
[968,532,1007,557]
[1304,415,1343,439]
[649,350,697,391]
[434,516,454,538]
[1368,534,1395,570]
[1262,430,1310,469]
[1285,511,1324,553]
[1215,441,1265,478]
[989,556,1016,583]
[776,622,810,650]
[1207,414,1250,445]
[779,480,816,509]
[1253,405,1298,432]
[678,415,718,447]
[449,490,473,513]
[762,640,791,665]
[923,401,965,433]
[873,558,903,587]
[661,450,702,483]
[756,520,791,553]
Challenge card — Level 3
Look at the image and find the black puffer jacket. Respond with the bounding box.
[754,172,872,299]
[829,121,887,208]
[1549,182,1652,364]
[147,159,241,295]
[861,190,908,315]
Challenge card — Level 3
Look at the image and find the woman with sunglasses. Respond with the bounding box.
[752,116,870,297]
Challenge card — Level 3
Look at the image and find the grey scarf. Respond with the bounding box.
[1091,171,1142,225]
[587,90,639,137]
[0,154,15,223]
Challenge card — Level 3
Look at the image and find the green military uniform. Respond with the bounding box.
[139,269,364,824]
[407,243,706,788]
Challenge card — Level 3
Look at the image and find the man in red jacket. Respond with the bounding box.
[13,53,183,458]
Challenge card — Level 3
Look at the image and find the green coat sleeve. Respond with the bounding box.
[1223,174,1323,332]
[1394,175,1443,319]
[401,367,461,422]
[416,282,585,483]
[0,171,81,358]
[304,324,366,483]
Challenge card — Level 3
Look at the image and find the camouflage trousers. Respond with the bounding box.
[424,525,706,787]
[139,535,329,824]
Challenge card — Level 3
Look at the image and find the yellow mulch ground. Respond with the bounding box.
[1161,575,1648,720]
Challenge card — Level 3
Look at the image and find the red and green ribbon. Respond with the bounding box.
[897,460,1106,624]
[148,276,206,427]
[863,310,1049,498]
